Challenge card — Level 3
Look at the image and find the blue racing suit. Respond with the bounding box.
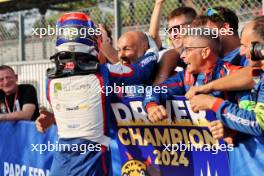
[143,61,241,107]
[47,39,158,176]
[211,69,264,176]
[222,47,249,66]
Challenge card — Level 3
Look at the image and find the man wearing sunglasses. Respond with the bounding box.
[148,1,197,85]
[35,12,158,176]
[166,7,197,49]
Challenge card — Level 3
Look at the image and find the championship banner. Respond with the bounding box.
[0,96,231,176]
[110,96,230,176]
[0,121,57,176]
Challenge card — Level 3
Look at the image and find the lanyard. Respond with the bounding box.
[4,90,18,113]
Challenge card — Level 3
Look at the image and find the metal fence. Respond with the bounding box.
[0,0,263,64]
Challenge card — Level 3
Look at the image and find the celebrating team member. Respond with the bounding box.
[35,12,158,176]
[143,28,243,122]
[205,7,248,66]
[149,0,197,85]
[188,16,264,176]
[0,65,39,121]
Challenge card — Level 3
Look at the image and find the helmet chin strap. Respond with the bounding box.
[47,53,99,78]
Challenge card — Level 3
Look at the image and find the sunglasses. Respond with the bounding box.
[165,21,191,35]
[206,8,225,22]
[182,46,207,54]
[165,25,181,35]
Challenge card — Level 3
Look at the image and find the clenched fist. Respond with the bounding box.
[35,111,55,133]
[147,104,167,123]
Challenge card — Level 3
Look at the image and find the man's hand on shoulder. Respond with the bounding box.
[185,84,213,99]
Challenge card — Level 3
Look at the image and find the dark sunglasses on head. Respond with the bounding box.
[206,8,225,22]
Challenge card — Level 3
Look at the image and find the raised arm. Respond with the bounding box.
[98,24,119,64]
[149,0,164,49]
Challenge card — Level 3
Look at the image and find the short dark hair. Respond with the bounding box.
[191,15,211,27]
[207,7,239,34]
[167,7,197,23]
[253,16,264,40]
[0,65,15,74]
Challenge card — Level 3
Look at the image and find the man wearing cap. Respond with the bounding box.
[35,12,158,176]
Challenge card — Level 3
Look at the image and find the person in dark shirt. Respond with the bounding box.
[0,65,39,121]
